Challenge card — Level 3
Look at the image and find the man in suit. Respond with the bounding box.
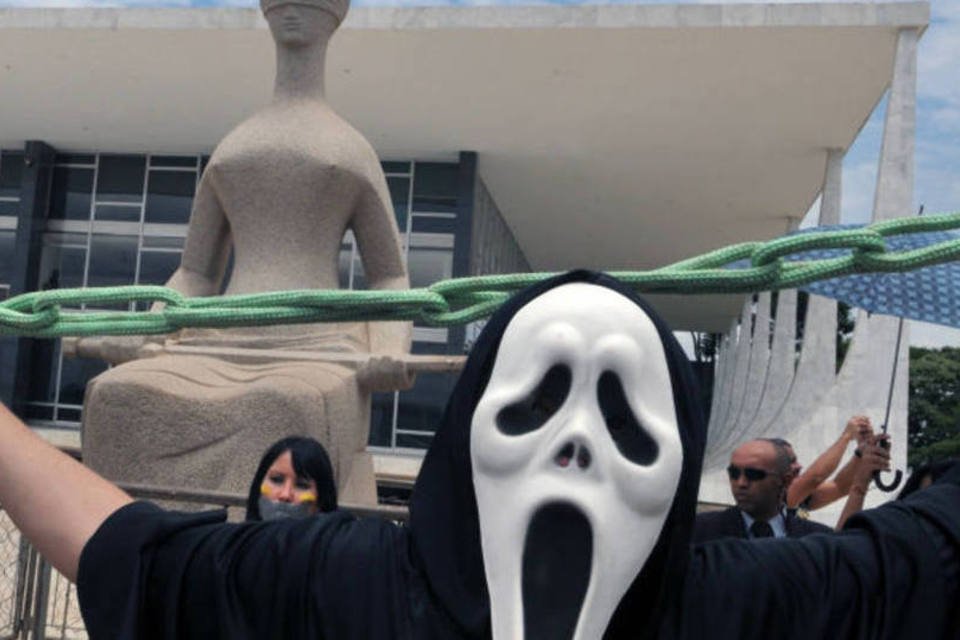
[693,439,831,542]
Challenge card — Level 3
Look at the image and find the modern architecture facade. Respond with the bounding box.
[0,3,929,484]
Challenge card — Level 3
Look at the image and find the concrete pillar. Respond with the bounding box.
[828,27,919,518]
[698,29,920,518]
[873,28,918,222]
[819,148,844,226]
[735,291,771,432]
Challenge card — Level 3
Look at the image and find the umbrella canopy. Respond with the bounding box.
[780,224,960,329]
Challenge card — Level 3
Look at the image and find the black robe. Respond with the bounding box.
[77,271,960,639]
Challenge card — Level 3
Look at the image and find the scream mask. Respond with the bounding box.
[471,282,683,639]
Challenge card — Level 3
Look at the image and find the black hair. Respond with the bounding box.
[897,458,958,501]
[245,436,338,521]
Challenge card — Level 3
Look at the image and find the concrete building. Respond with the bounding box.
[0,3,927,509]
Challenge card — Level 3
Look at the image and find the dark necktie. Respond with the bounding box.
[750,520,774,539]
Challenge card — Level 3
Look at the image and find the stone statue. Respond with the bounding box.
[79,0,411,506]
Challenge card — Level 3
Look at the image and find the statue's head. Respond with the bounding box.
[261,0,350,47]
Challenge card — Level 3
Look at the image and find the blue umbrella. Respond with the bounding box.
[769,220,960,491]
[786,222,960,329]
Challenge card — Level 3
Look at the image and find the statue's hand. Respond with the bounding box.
[357,355,415,392]
[63,335,165,365]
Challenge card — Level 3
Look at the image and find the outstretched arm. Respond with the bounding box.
[684,463,960,638]
[786,415,867,508]
[0,402,131,581]
[351,177,412,356]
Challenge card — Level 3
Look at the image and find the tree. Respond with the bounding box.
[908,347,960,466]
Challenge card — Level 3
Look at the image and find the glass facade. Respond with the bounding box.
[5,150,467,451]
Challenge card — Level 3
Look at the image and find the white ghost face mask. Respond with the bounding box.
[471,283,683,640]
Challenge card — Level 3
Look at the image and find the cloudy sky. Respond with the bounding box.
[2,0,958,344]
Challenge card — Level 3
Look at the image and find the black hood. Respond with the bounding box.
[408,270,707,639]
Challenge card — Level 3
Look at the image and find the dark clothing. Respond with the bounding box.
[78,506,435,639]
[76,271,960,639]
[691,506,832,544]
[673,474,960,639]
[77,270,708,640]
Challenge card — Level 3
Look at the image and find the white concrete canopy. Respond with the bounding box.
[0,3,929,330]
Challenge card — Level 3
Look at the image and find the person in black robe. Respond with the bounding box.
[0,270,957,639]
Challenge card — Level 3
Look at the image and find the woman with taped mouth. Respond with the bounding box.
[245,436,338,522]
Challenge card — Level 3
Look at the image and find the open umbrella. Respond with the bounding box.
[777,216,960,491]
[790,221,960,329]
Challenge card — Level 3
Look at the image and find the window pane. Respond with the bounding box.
[339,247,352,289]
[55,154,95,166]
[97,155,146,204]
[49,167,93,220]
[26,340,59,403]
[142,236,185,250]
[0,152,23,198]
[0,201,18,216]
[0,230,14,283]
[58,407,82,423]
[396,433,433,449]
[368,392,395,447]
[387,176,409,230]
[58,356,108,406]
[95,204,141,222]
[411,215,456,234]
[381,161,410,175]
[151,156,197,168]
[87,235,138,308]
[413,162,458,210]
[138,250,181,285]
[38,240,86,292]
[145,171,195,224]
[351,253,366,290]
[25,404,54,421]
[396,371,455,434]
[407,248,452,288]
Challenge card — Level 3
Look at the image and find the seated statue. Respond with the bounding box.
[81,0,410,506]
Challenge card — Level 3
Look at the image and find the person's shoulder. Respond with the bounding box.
[789,514,832,537]
[692,507,741,543]
[695,507,737,523]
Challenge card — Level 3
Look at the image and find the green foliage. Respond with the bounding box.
[908,346,960,467]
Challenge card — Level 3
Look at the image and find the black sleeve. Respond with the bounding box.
[77,502,412,640]
[677,468,960,640]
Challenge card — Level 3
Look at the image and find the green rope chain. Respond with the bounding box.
[2,212,958,338]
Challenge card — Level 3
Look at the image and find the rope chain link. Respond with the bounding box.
[1,212,958,338]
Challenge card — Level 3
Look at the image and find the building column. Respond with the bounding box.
[873,28,918,222]
[835,27,919,500]
[819,148,844,226]
[0,141,56,410]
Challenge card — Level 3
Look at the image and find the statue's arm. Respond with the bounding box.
[0,402,132,582]
[351,179,412,356]
[163,172,232,300]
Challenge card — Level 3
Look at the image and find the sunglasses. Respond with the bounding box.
[727,465,770,482]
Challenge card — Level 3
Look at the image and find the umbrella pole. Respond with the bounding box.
[874,317,904,492]
[873,204,920,493]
